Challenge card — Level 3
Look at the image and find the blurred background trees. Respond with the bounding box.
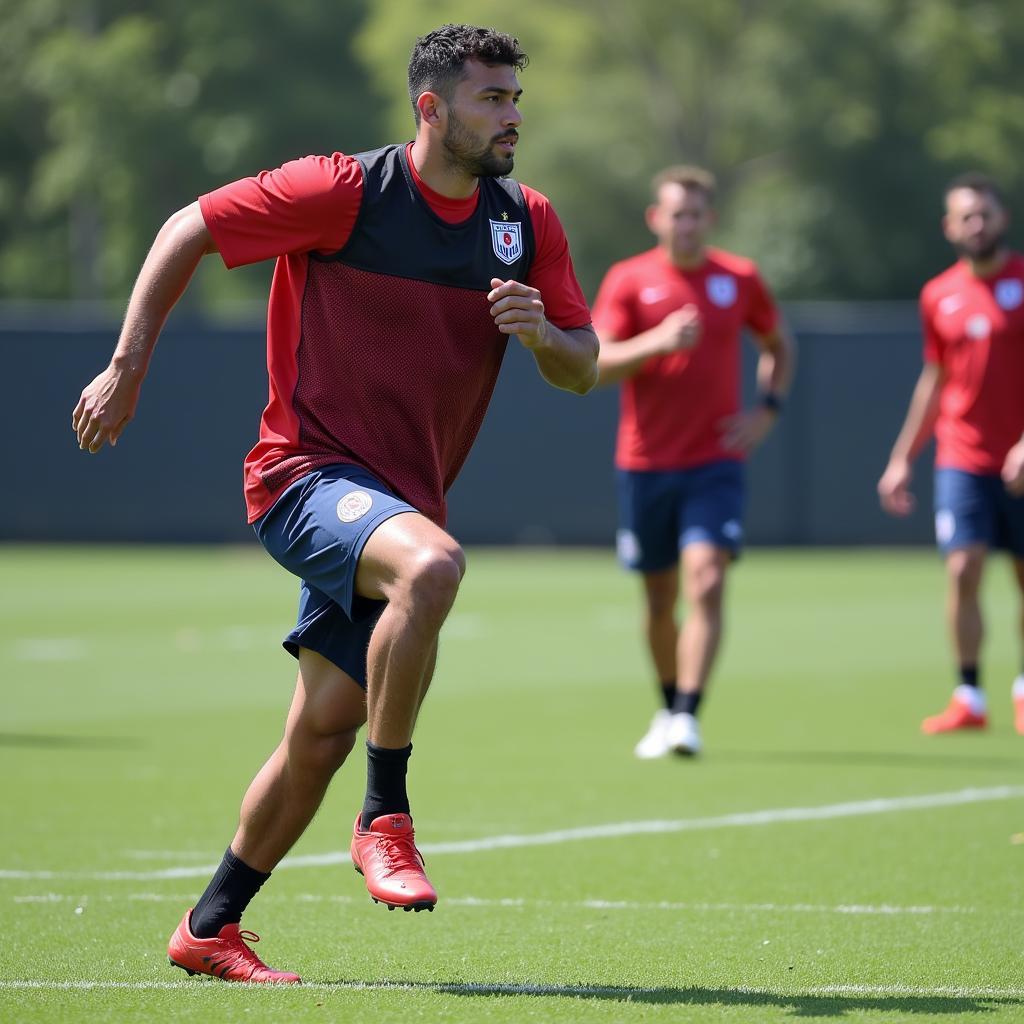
[2,0,1022,306]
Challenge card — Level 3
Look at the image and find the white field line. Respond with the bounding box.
[9,891,985,916]
[0,980,1023,999]
[1,784,1020,882]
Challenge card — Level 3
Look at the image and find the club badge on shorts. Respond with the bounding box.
[490,219,523,266]
[706,274,737,308]
[337,490,373,523]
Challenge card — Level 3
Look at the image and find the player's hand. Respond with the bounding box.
[488,279,548,350]
[656,304,701,354]
[718,407,776,454]
[72,365,141,454]
[878,459,915,516]
[1002,440,1024,496]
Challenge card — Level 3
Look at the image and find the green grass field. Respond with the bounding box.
[2,545,1022,1023]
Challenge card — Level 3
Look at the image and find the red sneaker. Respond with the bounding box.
[350,813,437,911]
[167,910,301,984]
[921,689,987,735]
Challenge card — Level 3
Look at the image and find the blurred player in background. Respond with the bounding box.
[72,24,596,983]
[879,172,1024,735]
[591,165,793,758]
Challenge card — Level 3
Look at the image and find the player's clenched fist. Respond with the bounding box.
[657,303,701,354]
[488,278,548,350]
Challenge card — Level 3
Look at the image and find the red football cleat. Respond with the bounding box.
[351,813,437,911]
[167,910,301,984]
[921,690,987,735]
[1015,697,1024,736]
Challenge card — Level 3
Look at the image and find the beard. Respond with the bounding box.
[442,111,515,178]
[954,230,1006,263]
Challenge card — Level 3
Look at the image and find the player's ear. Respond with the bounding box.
[416,91,444,129]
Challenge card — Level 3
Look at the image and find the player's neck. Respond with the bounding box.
[965,248,1010,279]
[409,138,479,200]
[665,244,706,271]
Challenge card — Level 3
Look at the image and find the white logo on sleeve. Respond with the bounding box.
[937,294,963,316]
[995,279,1023,311]
[337,490,373,523]
[706,274,737,308]
[490,219,523,265]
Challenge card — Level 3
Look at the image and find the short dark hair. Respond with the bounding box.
[652,165,717,205]
[944,171,1006,209]
[408,24,528,125]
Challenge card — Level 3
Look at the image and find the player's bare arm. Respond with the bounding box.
[488,277,598,394]
[719,325,795,453]
[1002,434,1024,496]
[595,304,701,386]
[72,202,217,454]
[878,361,945,516]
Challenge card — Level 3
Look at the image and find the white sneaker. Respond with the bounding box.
[634,709,673,759]
[667,712,702,756]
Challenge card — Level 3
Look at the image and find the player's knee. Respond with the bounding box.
[687,565,726,607]
[645,589,677,620]
[401,544,465,619]
[947,551,984,593]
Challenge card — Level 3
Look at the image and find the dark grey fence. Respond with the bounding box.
[3,302,934,546]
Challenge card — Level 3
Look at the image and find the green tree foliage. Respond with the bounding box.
[2,0,1022,303]
[0,0,384,305]
[359,0,1024,299]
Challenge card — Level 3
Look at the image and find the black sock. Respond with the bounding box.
[361,741,412,831]
[959,665,980,689]
[189,847,270,939]
[660,681,676,710]
[671,690,703,717]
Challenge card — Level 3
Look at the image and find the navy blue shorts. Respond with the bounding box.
[615,460,746,573]
[934,467,1024,557]
[254,464,417,688]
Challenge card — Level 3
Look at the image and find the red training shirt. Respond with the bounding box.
[921,252,1024,475]
[592,246,779,471]
[199,146,591,524]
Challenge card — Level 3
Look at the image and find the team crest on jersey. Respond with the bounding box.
[965,314,990,340]
[337,490,373,523]
[490,219,523,265]
[995,278,1023,311]
[706,274,737,308]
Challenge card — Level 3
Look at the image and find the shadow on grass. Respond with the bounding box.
[323,980,1019,1018]
[711,748,1021,772]
[0,732,142,750]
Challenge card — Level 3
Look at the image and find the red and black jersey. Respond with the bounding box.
[200,143,590,525]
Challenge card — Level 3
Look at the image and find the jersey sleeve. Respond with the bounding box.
[520,185,591,330]
[743,265,780,336]
[199,153,364,269]
[590,262,636,342]
[919,285,943,364]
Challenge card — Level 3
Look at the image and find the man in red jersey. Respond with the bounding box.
[592,165,793,759]
[72,24,596,983]
[879,172,1024,736]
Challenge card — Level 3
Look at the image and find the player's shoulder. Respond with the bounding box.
[705,246,760,279]
[920,261,966,304]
